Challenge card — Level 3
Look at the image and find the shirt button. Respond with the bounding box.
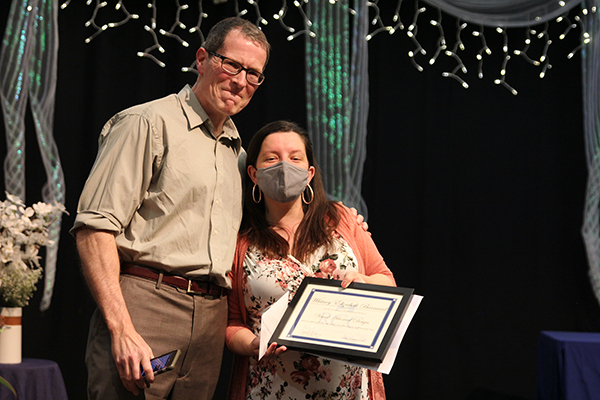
[213,230,218,235]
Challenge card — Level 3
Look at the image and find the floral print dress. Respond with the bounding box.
[242,233,369,400]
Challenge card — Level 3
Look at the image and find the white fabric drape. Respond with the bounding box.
[1,0,64,311]
[305,0,370,218]
[422,0,583,27]
[581,0,600,305]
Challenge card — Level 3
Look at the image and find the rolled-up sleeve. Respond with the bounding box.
[71,111,160,236]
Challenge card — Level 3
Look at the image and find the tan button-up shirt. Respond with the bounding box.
[72,85,243,289]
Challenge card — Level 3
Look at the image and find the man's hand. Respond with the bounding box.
[76,228,153,394]
[349,207,370,234]
[112,327,155,395]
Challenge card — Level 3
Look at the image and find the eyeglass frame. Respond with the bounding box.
[206,49,266,86]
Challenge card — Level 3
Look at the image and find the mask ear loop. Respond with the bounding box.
[302,184,314,205]
[252,184,262,203]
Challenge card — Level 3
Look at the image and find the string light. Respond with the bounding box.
[135,1,167,67]
[368,1,382,26]
[273,3,295,33]
[62,0,591,93]
[365,1,395,41]
[558,14,576,40]
[490,28,521,94]
[405,1,427,72]
[393,0,405,25]
[568,11,594,58]
[155,1,192,49]
[442,48,468,89]
[439,19,468,87]
[78,0,139,44]
[246,0,268,27]
[537,23,551,62]
[428,8,446,65]
[473,25,491,79]
[442,71,469,88]
[283,0,315,40]
[494,55,518,95]
[408,50,424,72]
[455,20,467,51]
[514,29,541,66]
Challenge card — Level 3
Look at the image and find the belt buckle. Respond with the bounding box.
[186,279,215,299]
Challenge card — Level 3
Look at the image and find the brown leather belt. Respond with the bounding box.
[121,263,226,299]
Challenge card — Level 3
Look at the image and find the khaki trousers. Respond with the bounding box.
[86,274,227,400]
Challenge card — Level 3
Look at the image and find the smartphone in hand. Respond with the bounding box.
[142,349,180,378]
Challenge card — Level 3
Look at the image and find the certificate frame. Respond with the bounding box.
[269,277,414,363]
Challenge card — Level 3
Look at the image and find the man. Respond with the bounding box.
[71,17,270,399]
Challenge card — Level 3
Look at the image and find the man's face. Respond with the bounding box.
[195,30,267,121]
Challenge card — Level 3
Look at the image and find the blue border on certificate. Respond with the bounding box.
[270,277,414,363]
[286,288,398,350]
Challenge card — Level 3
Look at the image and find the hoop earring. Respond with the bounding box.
[302,184,314,205]
[252,184,262,203]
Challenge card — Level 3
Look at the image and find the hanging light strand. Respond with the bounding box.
[61,0,593,94]
[137,1,166,68]
[428,8,446,65]
[493,31,518,96]
[406,1,427,72]
[440,19,468,88]
[472,25,491,79]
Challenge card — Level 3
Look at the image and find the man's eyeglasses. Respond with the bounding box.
[207,50,265,86]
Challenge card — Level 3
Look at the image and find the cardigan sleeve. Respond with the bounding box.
[226,236,251,346]
[226,236,252,400]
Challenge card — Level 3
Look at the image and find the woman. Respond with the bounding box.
[227,121,395,400]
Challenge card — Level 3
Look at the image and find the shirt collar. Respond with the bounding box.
[177,85,242,152]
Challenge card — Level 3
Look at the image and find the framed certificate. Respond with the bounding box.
[269,277,414,363]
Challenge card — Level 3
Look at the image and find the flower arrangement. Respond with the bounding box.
[0,192,66,307]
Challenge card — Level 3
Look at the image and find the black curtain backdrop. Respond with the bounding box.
[2,2,600,399]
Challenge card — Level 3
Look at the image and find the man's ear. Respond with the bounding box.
[196,47,209,74]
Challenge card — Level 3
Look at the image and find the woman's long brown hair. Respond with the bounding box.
[240,120,340,263]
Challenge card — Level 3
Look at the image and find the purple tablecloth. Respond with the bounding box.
[537,331,600,400]
[0,358,68,400]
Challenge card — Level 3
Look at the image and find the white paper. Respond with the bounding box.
[259,292,291,360]
[259,291,423,374]
[372,294,422,374]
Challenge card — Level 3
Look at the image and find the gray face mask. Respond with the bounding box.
[256,161,309,203]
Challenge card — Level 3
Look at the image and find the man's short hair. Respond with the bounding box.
[203,17,271,67]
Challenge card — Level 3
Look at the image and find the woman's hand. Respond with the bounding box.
[340,270,366,288]
[261,341,287,359]
[247,336,287,359]
[338,270,394,288]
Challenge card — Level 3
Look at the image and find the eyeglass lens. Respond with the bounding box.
[218,55,264,85]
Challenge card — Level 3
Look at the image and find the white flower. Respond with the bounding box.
[23,207,34,218]
[0,192,67,307]
[0,240,14,264]
[32,202,56,217]
[4,193,24,207]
